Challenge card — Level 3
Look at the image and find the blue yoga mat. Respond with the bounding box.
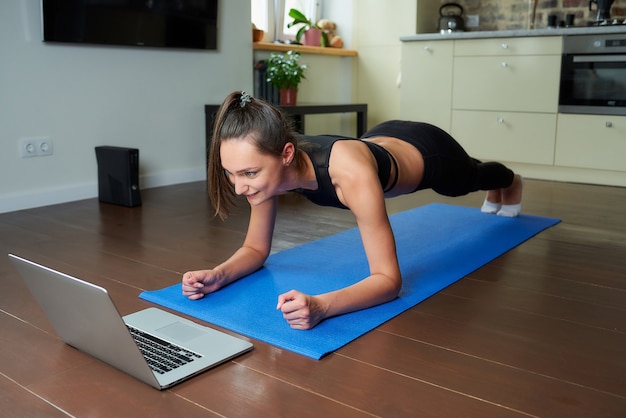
[140,203,559,359]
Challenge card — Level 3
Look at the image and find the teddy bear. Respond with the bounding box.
[317,19,343,48]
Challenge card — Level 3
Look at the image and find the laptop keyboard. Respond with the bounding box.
[128,326,202,374]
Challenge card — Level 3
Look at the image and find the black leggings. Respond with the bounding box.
[361,120,514,197]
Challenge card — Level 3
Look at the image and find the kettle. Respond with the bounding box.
[438,3,465,33]
[589,0,615,22]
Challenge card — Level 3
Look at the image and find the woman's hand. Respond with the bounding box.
[181,270,223,300]
[276,290,327,330]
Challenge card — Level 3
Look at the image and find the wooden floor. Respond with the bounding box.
[1,179,625,417]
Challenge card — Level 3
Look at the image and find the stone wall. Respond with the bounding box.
[439,0,626,31]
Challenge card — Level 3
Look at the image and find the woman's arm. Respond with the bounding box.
[182,196,278,299]
[277,141,402,329]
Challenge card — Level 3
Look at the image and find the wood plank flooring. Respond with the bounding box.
[1,179,625,417]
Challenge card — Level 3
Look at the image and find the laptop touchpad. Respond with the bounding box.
[156,322,201,342]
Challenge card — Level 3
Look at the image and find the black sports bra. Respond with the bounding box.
[294,135,398,209]
[366,140,399,192]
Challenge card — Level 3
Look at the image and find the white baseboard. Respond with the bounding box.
[0,167,206,214]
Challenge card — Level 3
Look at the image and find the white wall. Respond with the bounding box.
[1,0,423,213]
[353,0,438,127]
[253,0,357,137]
[0,0,252,213]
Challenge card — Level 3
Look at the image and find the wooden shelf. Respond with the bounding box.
[253,41,357,57]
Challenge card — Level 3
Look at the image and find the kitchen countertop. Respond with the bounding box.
[400,25,626,41]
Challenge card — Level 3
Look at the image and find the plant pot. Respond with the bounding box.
[252,28,264,42]
[302,28,321,46]
[279,88,298,106]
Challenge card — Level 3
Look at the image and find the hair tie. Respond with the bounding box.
[240,91,252,108]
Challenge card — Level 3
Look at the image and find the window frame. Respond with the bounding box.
[252,0,321,43]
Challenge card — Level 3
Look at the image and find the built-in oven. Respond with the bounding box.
[559,34,626,116]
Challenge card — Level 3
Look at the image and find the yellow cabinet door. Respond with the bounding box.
[451,110,557,165]
[556,114,626,172]
[400,41,454,131]
[454,37,562,57]
[453,55,561,113]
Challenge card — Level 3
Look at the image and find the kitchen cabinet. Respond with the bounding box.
[453,37,562,56]
[556,114,626,172]
[452,55,560,113]
[401,34,626,186]
[452,110,556,165]
[399,40,453,131]
[453,37,561,113]
[450,37,561,165]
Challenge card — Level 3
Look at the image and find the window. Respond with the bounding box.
[251,0,320,42]
[251,0,271,32]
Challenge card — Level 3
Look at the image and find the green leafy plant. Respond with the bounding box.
[286,8,329,47]
[266,50,308,90]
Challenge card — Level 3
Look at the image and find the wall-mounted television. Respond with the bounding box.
[42,0,218,50]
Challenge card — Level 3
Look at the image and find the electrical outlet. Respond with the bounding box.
[19,137,54,158]
[466,15,479,28]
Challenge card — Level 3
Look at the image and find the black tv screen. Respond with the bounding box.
[42,0,218,50]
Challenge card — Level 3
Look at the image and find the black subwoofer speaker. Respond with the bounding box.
[95,146,142,207]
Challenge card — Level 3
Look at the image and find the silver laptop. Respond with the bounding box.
[8,254,253,390]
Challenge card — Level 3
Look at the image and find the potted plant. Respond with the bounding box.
[265,50,307,105]
[286,8,329,47]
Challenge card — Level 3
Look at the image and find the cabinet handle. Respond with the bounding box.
[423,46,431,52]
[497,117,505,124]
[606,121,613,128]
[500,61,508,68]
[501,43,509,49]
